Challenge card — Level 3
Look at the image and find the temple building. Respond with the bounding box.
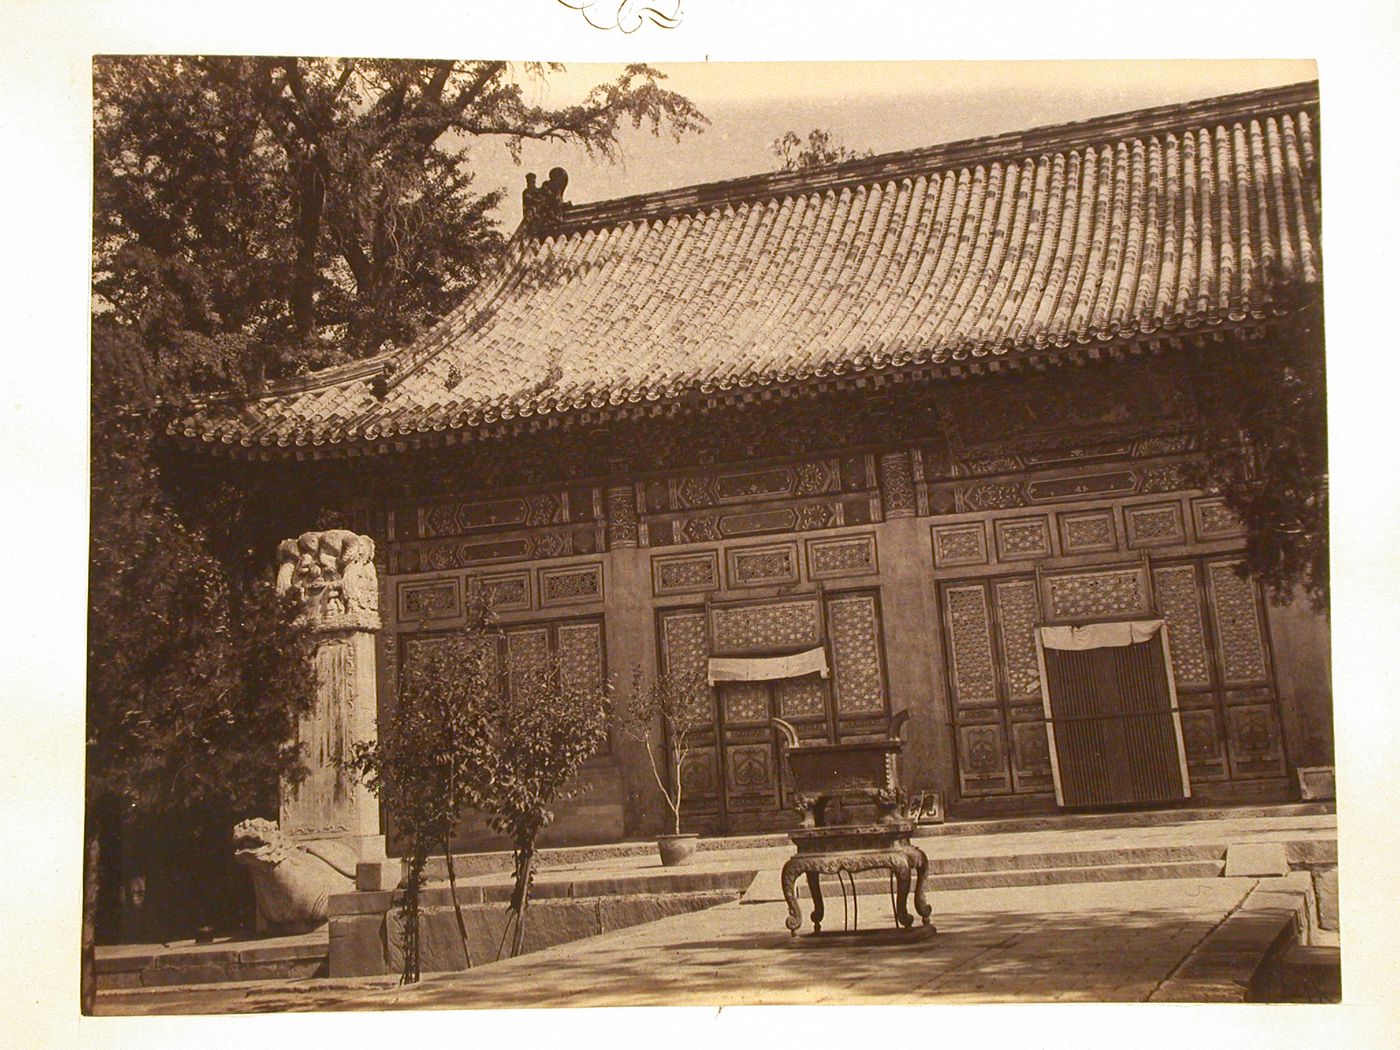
[170,81,1329,851]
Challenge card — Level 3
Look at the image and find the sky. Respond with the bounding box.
[471,60,1318,230]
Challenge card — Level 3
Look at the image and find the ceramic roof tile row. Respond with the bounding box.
[175,82,1322,453]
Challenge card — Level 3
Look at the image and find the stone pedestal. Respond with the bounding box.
[274,531,395,884]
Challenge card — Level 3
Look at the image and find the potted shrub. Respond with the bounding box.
[620,668,706,865]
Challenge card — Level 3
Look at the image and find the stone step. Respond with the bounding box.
[371,866,759,910]
[425,802,1335,878]
[925,843,1222,875]
[914,802,1332,839]
[788,859,1226,900]
[94,932,328,991]
[1268,944,1343,1003]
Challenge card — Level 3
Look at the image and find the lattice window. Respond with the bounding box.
[721,681,770,724]
[711,598,822,653]
[1045,568,1147,620]
[826,592,888,714]
[774,674,827,718]
[659,609,713,726]
[497,617,610,751]
[1152,564,1211,688]
[994,579,1040,700]
[1206,560,1270,685]
[944,584,998,707]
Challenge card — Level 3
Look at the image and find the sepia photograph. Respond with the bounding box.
[80,50,1340,1015]
[14,2,1400,1043]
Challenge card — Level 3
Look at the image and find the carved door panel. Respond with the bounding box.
[658,593,893,833]
[717,682,783,826]
[1155,558,1285,782]
[940,577,1050,798]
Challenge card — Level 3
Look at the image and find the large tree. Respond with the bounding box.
[94,57,707,378]
[86,57,706,1007]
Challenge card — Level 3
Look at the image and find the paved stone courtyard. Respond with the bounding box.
[98,877,1286,1012]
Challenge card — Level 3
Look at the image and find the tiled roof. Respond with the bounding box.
[174,81,1321,456]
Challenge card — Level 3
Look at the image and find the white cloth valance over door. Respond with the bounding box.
[1039,619,1164,651]
[706,647,830,685]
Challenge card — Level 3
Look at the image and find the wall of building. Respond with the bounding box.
[367,365,1332,847]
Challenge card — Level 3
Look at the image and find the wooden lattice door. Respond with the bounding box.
[1037,627,1190,807]
[657,591,892,833]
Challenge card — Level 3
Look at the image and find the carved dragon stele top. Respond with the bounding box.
[232,818,358,933]
[275,529,380,631]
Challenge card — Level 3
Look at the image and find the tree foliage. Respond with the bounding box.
[617,668,707,835]
[473,648,612,960]
[771,128,873,172]
[94,57,707,377]
[87,55,703,960]
[342,606,500,983]
[1186,296,1329,611]
[85,313,317,1020]
[344,606,611,977]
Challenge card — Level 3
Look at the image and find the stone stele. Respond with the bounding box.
[235,532,398,925]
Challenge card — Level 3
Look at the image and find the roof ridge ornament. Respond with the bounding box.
[522,167,570,236]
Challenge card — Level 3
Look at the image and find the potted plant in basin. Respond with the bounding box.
[620,667,706,865]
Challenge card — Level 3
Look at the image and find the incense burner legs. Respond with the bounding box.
[781,838,934,935]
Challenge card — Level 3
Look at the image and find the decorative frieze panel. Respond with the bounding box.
[652,551,720,596]
[726,542,800,588]
[933,523,988,568]
[922,433,1195,483]
[1126,502,1187,548]
[659,609,712,725]
[942,461,1205,515]
[397,578,460,622]
[826,593,887,715]
[943,584,998,707]
[721,682,770,725]
[394,525,598,574]
[651,458,846,513]
[993,579,1040,700]
[806,534,878,579]
[774,675,827,718]
[1152,564,1211,688]
[539,563,604,607]
[477,570,531,612]
[878,451,917,518]
[711,598,822,655]
[956,723,1012,796]
[1058,510,1118,554]
[648,498,856,547]
[1028,471,1138,504]
[394,489,578,542]
[994,517,1051,561]
[1139,463,1193,494]
[956,482,1024,512]
[1045,567,1149,621]
[1206,561,1269,686]
[1193,497,1245,539]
